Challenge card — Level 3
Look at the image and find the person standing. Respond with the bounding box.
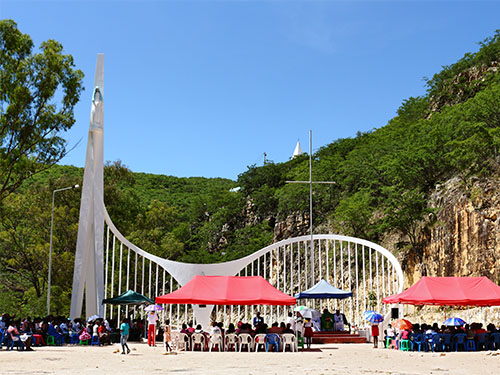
[120,318,131,355]
[147,311,159,346]
[163,319,172,352]
[303,318,313,349]
[371,323,380,348]
[252,311,264,328]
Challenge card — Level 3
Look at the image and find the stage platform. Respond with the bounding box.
[312,331,368,344]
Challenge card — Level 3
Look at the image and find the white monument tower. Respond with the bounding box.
[70,54,105,319]
[292,139,304,158]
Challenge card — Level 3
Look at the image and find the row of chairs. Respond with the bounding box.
[388,332,500,352]
[170,332,298,352]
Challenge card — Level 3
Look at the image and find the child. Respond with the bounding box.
[371,323,379,348]
[303,318,313,349]
[163,319,172,352]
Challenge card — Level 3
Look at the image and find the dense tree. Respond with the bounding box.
[0,20,84,203]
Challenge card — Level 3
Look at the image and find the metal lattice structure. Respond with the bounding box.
[71,55,404,329]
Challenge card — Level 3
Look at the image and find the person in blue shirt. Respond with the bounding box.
[252,312,263,328]
[120,318,130,355]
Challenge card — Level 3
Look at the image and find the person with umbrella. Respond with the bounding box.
[145,305,162,347]
[363,311,384,349]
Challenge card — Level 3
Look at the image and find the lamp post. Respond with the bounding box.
[47,184,80,316]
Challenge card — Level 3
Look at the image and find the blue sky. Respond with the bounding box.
[2,1,500,180]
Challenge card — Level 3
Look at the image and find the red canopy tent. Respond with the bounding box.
[156,275,296,306]
[383,276,500,306]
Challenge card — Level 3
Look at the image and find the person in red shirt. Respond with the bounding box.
[371,323,380,348]
[268,322,282,334]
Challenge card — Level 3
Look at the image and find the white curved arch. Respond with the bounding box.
[105,208,403,294]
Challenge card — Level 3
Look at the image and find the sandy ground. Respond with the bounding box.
[1,342,499,375]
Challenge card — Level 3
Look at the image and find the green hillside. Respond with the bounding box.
[1,30,500,316]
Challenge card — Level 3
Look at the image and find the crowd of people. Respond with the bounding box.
[382,321,500,351]
[0,308,353,353]
[0,312,149,351]
[168,311,308,351]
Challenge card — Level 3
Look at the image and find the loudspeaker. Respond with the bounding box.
[391,308,399,319]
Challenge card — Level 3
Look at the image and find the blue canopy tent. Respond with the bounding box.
[295,279,353,332]
[295,279,353,299]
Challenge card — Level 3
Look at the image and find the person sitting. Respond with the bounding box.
[333,310,345,331]
[187,321,195,334]
[208,321,222,350]
[386,324,395,339]
[92,322,99,340]
[255,323,268,334]
[283,323,294,334]
[209,321,221,336]
[279,322,287,333]
[216,322,225,336]
[226,323,236,334]
[397,328,410,349]
[474,323,487,334]
[59,319,70,343]
[268,322,282,334]
[321,309,335,331]
[239,323,253,335]
[194,324,204,334]
[180,323,190,334]
[48,321,64,345]
[79,326,91,342]
[98,322,110,346]
[8,321,33,351]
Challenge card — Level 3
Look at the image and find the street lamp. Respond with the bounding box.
[47,184,80,316]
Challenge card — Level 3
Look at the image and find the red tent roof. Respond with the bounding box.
[383,276,500,306]
[156,275,296,306]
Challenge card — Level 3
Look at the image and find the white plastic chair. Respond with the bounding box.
[177,332,190,351]
[225,333,238,352]
[238,333,253,352]
[282,334,297,352]
[191,333,206,351]
[254,333,267,352]
[170,331,180,351]
[209,333,223,352]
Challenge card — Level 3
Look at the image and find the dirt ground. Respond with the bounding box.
[1,342,499,375]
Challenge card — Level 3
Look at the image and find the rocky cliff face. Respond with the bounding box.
[265,175,500,289]
[403,176,500,287]
[273,211,310,242]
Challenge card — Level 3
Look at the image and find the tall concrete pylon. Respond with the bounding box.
[70,54,105,319]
